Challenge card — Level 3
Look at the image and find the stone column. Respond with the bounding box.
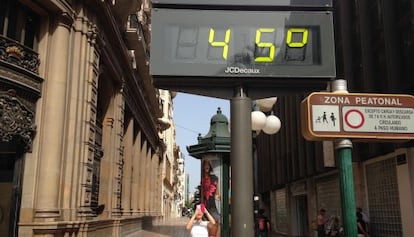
[138,141,148,213]
[151,154,157,213]
[157,160,162,214]
[35,13,72,219]
[131,131,142,214]
[121,119,133,215]
[62,11,94,220]
[112,92,125,216]
[145,150,152,214]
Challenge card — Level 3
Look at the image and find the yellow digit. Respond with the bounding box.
[209,28,231,60]
[286,28,308,47]
[255,28,275,62]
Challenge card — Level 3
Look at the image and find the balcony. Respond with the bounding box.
[111,0,142,18]
[0,35,43,97]
[0,35,40,75]
[125,13,163,118]
[125,14,149,69]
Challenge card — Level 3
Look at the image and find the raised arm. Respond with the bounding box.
[186,209,197,232]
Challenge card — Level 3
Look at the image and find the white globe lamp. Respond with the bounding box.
[251,111,266,131]
[262,114,281,134]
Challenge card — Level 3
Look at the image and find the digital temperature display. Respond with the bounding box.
[150,8,335,79]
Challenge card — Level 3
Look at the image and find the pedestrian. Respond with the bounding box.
[186,204,216,237]
[208,222,218,237]
[325,215,343,236]
[257,208,271,237]
[357,212,369,237]
[317,208,327,237]
[322,112,328,123]
[357,207,370,235]
[330,112,336,126]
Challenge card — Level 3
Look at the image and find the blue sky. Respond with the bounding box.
[173,92,230,194]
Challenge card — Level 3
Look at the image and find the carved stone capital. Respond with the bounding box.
[57,12,74,30]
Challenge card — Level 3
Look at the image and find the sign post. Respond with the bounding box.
[330,80,358,237]
[302,80,414,237]
[335,138,357,237]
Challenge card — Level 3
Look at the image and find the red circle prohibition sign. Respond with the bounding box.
[344,109,365,129]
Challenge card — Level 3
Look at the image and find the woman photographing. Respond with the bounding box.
[186,204,216,237]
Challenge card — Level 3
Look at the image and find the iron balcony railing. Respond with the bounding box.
[0,35,40,75]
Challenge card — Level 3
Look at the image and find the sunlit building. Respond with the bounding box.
[158,89,184,218]
[0,0,179,236]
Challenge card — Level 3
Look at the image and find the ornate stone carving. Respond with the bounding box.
[0,89,36,151]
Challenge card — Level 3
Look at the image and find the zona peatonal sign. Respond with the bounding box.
[301,92,414,140]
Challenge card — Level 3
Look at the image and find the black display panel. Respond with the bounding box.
[151,0,332,8]
[150,9,335,80]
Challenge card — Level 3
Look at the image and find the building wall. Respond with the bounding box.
[256,0,414,236]
[364,149,414,237]
[399,148,414,236]
[158,89,182,218]
[0,0,175,236]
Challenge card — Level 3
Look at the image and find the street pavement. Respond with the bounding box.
[127,217,285,237]
[128,217,189,237]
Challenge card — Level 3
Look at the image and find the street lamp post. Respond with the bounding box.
[251,97,281,237]
[230,88,281,237]
[230,87,254,237]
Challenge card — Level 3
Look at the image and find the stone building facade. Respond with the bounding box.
[158,89,186,219]
[0,0,174,236]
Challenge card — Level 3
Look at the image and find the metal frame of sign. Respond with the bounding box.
[150,8,336,99]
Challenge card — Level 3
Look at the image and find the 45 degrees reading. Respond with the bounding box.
[208,27,309,62]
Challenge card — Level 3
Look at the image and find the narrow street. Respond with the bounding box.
[128,217,189,237]
[127,217,293,237]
